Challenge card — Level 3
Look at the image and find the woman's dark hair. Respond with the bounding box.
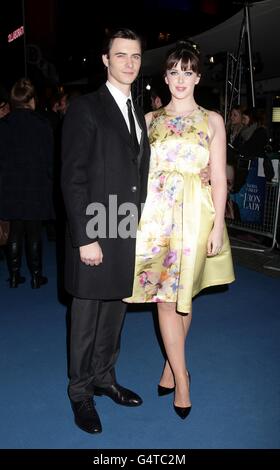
[102,28,143,56]
[165,40,201,75]
[10,78,35,109]
[243,107,266,127]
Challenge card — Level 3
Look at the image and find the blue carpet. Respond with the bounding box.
[0,240,279,449]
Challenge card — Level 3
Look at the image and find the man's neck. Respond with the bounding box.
[107,78,131,97]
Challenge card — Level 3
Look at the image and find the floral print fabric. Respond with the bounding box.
[124,107,235,313]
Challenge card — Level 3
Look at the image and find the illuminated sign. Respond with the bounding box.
[8,26,24,43]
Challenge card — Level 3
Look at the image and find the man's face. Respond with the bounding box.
[102,38,141,91]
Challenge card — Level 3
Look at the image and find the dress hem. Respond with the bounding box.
[123,276,235,313]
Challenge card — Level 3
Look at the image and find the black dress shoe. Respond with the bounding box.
[71,398,102,434]
[94,383,143,407]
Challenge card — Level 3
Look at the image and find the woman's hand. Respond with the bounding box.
[79,241,103,266]
[207,226,224,256]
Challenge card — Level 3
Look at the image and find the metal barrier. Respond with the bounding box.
[226,159,280,253]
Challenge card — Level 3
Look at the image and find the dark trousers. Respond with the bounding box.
[68,298,127,402]
[7,220,43,275]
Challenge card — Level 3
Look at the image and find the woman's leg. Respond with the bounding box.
[6,220,25,287]
[25,220,47,287]
[159,309,192,388]
[157,303,191,407]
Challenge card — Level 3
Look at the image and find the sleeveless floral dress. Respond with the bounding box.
[124,106,235,313]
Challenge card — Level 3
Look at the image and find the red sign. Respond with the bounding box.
[8,26,24,43]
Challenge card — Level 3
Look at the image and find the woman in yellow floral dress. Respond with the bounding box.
[124,41,235,418]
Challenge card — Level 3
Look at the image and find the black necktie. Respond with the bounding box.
[126,99,140,154]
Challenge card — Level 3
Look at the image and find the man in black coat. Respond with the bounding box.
[61,29,150,434]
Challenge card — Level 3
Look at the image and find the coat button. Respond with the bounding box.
[131,186,137,192]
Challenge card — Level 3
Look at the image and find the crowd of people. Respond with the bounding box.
[226,105,271,194]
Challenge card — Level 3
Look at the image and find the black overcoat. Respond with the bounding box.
[0,109,54,220]
[61,85,150,299]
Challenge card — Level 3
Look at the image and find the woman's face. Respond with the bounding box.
[242,114,250,126]
[230,108,242,125]
[164,60,200,100]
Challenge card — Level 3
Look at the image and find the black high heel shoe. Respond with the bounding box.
[158,384,175,396]
[158,370,190,397]
[173,403,192,419]
[173,370,191,420]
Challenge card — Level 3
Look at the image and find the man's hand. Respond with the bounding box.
[199,164,210,185]
[79,241,103,266]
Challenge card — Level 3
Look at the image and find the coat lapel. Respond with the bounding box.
[98,85,146,161]
[98,84,134,150]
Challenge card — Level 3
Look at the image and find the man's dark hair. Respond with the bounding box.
[102,28,143,56]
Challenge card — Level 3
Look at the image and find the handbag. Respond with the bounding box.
[0,220,10,246]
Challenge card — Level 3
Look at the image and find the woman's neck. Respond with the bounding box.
[166,98,197,116]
